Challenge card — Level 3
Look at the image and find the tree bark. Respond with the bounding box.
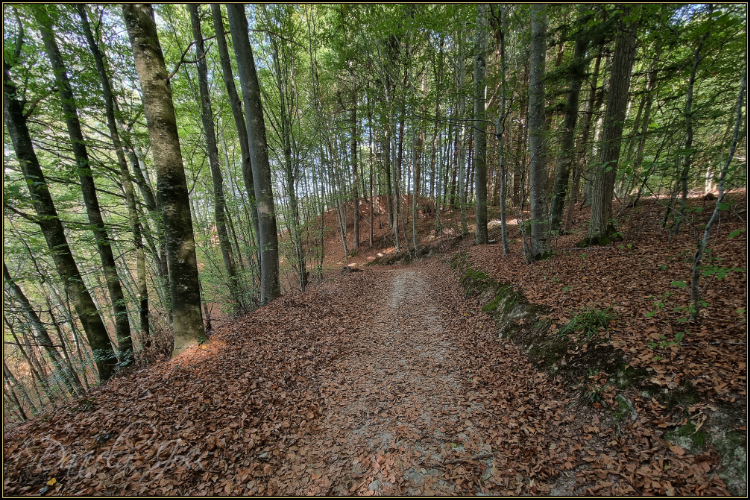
[4,64,116,382]
[76,4,149,349]
[587,8,638,244]
[474,4,489,244]
[189,4,241,307]
[211,4,261,259]
[226,4,281,305]
[549,23,588,233]
[35,5,132,366]
[528,4,549,260]
[122,4,206,354]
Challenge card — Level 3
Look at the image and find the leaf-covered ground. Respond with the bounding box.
[3,192,745,496]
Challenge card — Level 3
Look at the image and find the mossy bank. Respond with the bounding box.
[449,250,746,496]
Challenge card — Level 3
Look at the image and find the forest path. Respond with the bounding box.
[275,268,497,495]
[5,261,673,496]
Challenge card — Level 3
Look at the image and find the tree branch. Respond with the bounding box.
[167,37,216,82]
[23,87,58,119]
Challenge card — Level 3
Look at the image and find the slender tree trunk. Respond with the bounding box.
[77,5,149,349]
[189,4,240,307]
[4,66,116,382]
[211,4,261,263]
[690,66,744,321]
[565,46,603,230]
[456,29,469,236]
[123,4,206,354]
[4,264,83,396]
[227,4,281,305]
[351,88,361,251]
[587,8,638,244]
[549,28,588,233]
[368,102,375,247]
[268,30,307,291]
[474,4,489,244]
[384,132,393,229]
[493,4,511,255]
[528,4,549,260]
[675,13,711,235]
[35,5,132,366]
[4,361,36,418]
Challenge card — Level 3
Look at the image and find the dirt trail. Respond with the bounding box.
[5,259,735,496]
[275,269,497,495]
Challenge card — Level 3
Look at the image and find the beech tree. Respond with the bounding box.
[34,5,133,366]
[122,3,206,354]
[528,4,548,260]
[226,3,281,305]
[586,7,639,245]
[474,3,489,245]
[3,63,117,382]
[188,4,241,308]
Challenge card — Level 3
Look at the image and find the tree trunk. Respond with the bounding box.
[35,5,132,366]
[3,66,116,382]
[549,25,588,233]
[457,28,468,236]
[528,4,549,260]
[675,13,711,236]
[211,4,261,262]
[474,4,489,244]
[351,88,360,251]
[368,103,375,247]
[189,4,241,307]
[587,8,638,244]
[76,5,149,348]
[4,264,83,396]
[493,5,511,255]
[690,66,744,321]
[122,4,206,354]
[226,4,281,306]
[268,28,307,292]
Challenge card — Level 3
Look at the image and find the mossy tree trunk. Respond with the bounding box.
[122,4,206,354]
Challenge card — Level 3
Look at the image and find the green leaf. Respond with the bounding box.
[718,202,730,210]
[728,229,746,239]
[671,281,687,288]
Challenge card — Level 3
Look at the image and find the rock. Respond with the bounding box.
[368,480,381,492]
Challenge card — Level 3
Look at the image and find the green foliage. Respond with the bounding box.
[558,306,616,342]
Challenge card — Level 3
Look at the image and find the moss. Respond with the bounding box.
[482,295,502,312]
[612,364,649,389]
[665,421,710,451]
[460,267,493,297]
[613,395,631,422]
[661,380,701,409]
